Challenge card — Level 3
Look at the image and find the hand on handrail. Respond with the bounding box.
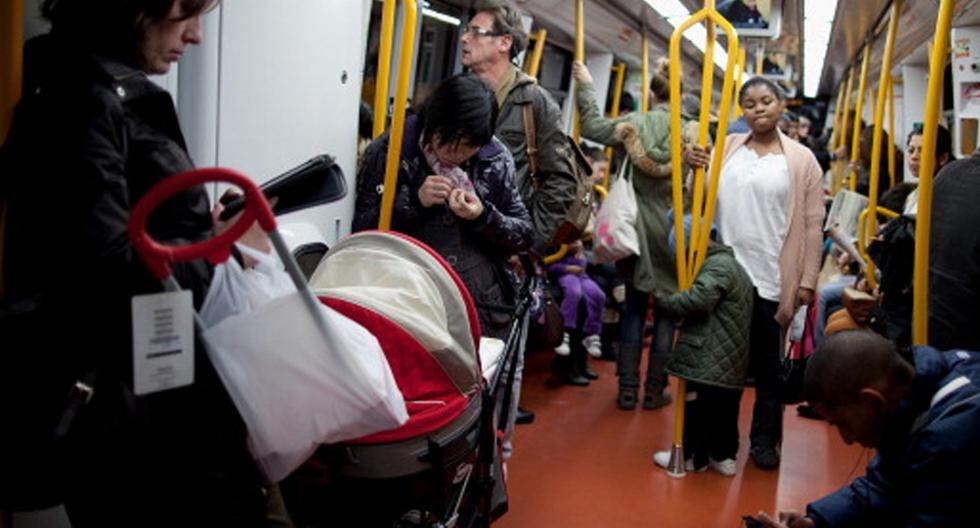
[571,60,593,84]
[683,144,711,169]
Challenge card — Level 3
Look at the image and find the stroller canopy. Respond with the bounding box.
[310,231,482,443]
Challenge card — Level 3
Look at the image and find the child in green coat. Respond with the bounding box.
[652,214,754,476]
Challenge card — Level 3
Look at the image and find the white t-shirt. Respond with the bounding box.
[716,145,790,301]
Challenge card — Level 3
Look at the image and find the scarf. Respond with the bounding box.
[421,142,474,192]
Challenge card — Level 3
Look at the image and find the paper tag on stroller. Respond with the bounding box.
[131,290,194,395]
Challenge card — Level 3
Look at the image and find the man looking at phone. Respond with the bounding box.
[757,330,980,527]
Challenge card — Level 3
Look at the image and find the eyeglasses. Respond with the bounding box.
[460,25,504,38]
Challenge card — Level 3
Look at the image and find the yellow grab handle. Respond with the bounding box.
[372,0,397,139]
[524,29,547,78]
[847,46,871,193]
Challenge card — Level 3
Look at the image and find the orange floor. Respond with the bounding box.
[496,351,869,527]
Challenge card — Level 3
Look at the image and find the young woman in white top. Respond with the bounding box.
[686,77,825,471]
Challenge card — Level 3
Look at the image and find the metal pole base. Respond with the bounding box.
[666,444,686,478]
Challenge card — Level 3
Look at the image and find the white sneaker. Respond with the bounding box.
[708,458,737,477]
[554,333,571,356]
[652,451,704,472]
[582,334,602,358]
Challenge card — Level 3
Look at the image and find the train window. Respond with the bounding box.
[414,2,465,105]
[538,43,573,106]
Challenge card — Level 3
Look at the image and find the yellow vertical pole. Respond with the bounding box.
[372,0,397,138]
[755,44,764,75]
[848,45,871,193]
[572,0,585,143]
[641,34,650,114]
[887,77,897,188]
[913,0,954,346]
[1,0,23,144]
[733,47,746,118]
[828,85,846,159]
[603,63,627,188]
[861,0,902,289]
[378,0,418,230]
[523,29,547,78]
[834,68,855,193]
[667,0,738,478]
[687,17,716,273]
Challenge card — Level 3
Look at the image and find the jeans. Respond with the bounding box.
[815,275,854,346]
[618,283,673,391]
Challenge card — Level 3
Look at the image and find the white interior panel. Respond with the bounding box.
[215,0,366,248]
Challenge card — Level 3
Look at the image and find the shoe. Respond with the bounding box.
[652,451,705,472]
[642,389,673,410]
[562,371,591,386]
[750,446,780,470]
[515,407,535,425]
[708,458,737,477]
[797,404,822,420]
[582,334,603,358]
[554,332,571,356]
[617,388,638,410]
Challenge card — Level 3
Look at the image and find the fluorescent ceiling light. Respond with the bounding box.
[804,0,838,97]
[422,7,461,26]
[644,0,732,71]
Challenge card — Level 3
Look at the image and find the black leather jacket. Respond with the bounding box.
[0,35,264,520]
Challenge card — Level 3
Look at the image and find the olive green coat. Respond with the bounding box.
[657,245,754,389]
[576,81,690,297]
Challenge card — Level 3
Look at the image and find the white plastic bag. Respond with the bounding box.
[592,163,639,264]
[200,246,408,482]
[199,245,296,327]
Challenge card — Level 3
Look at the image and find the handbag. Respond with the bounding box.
[592,161,639,264]
[527,285,565,351]
[779,303,817,404]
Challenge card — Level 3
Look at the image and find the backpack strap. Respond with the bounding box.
[521,104,539,182]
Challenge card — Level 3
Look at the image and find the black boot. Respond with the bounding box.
[573,339,598,380]
[552,354,589,386]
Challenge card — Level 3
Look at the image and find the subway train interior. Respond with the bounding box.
[2,0,980,526]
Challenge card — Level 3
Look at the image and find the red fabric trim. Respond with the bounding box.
[322,297,469,443]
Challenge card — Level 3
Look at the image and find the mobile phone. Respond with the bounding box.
[743,515,766,528]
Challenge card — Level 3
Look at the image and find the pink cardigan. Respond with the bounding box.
[720,131,825,326]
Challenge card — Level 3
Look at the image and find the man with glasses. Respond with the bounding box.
[460,0,578,457]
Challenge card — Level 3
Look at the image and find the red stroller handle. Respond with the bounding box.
[128,167,277,280]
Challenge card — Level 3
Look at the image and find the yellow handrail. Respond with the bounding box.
[755,44,763,75]
[572,0,585,143]
[667,0,739,477]
[733,47,747,119]
[887,77,897,189]
[593,184,607,199]
[372,0,397,138]
[378,0,418,230]
[542,244,569,265]
[686,17,717,274]
[524,29,547,78]
[862,0,902,284]
[834,68,856,194]
[604,63,627,188]
[828,84,846,166]
[847,46,871,193]
[914,0,955,346]
[641,34,650,114]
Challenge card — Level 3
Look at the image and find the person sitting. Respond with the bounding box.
[757,330,980,527]
[903,123,954,215]
[652,214,754,476]
[720,0,768,28]
[549,240,606,358]
[352,73,533,339]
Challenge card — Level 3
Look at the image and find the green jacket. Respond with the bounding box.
[496,67,578,255]
[657,245,754,389]
[576,81,688,296]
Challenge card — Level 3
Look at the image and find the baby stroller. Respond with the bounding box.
[283,231,534,528]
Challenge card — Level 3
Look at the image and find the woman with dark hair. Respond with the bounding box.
[0,0,281,525]
[572,57,697,411]
[353,73,532,338]
[686,76,825,471]
[903,123,954,214]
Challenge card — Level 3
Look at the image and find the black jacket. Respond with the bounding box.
[353,115,532,337]
[0,35,264,522]
[929,153,980,351]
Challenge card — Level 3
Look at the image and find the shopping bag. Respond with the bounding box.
[779,303,817,404]
[592,163,639,264]
[199,244,296,327]
[201,248,408,482]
